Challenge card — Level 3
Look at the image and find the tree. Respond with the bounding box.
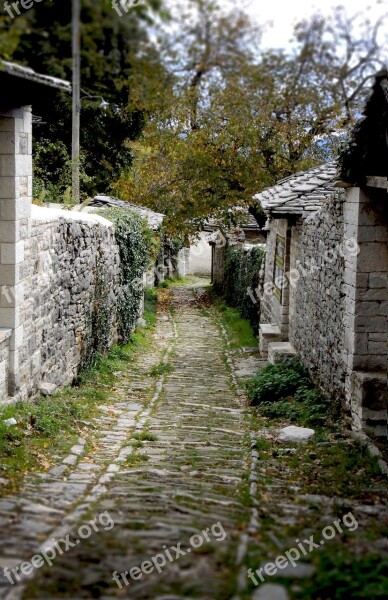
[115,2,386,240]
[0,0,164,199]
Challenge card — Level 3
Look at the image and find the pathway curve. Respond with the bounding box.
[1,284,261,600]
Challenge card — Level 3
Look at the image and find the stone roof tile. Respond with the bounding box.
[253,162,338,216]
[89,195,164,230]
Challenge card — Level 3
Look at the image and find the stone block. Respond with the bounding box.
[0,178,18,199]
[0,197,31,220]
[379,301,388,316]
[0,283,24,308]
[268,342,297,364]
[0,307,21,329]
[357,243,388,272]
[0,359,8,385]
[360,288,387,302]
[354,315,386,333]
[359,204,379,227]
[259,323,282,358]
[0,221,20,243]
[10,325,23,351]
[358,225,388,243]
[352,333,368,355]
[0,264,21,286]
[353,353,386,371]
[0,155,18,177]
[19,176,28,196]
[369,273,387,288]
[22,107,32,132]
[343,199,359,225]
[0,117,16,132]
[15,155,32,177]
[368,341,387,355]
[39,382,57,396]
[8,349,19,373]
[369,332,386,341]
[0,131,16,154]
[18,132,29,155]
[1,241,25,264]
[355,301,381,317]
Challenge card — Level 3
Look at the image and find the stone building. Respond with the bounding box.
[0,63,155,403]
[254,71,387,441]
[0,61,71,399]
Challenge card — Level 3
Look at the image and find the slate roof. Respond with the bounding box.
[204,207,261,231]
[0,61,70,110]
[0,61,71,92]
[90,195,164,231]
[253,162,338,216]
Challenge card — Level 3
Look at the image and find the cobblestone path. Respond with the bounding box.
[1,284,386,600]
[0,285,261,600]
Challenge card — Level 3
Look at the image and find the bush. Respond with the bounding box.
[219,245,265,330]
[247,358,311,404]
[247,358,329,426]
[99,208,155,343]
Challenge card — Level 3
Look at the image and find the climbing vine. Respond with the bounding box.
[221,245,265,330]
[80,254,112,370]
[100,208,157,343]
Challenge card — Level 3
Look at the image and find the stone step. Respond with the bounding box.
[268,342,297,364]
[258,324,282,358]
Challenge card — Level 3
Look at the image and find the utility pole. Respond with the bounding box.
[72,0,81,203]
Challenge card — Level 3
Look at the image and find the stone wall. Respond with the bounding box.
[270,186,387,439]
[260,219,290,336]
[17,206,121,398]
[291,192,348,405]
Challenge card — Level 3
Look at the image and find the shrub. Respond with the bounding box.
[247,358,329,426]
[98,208,155,343]
[218,244,265,330]
[247,358,311,405]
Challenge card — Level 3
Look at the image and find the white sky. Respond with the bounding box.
[237,0,388,48]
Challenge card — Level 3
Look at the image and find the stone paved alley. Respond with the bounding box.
[0,283,387,600]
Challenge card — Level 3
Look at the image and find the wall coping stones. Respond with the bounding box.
[31,205,114,228]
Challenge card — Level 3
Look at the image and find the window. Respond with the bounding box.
[273,234,285,302]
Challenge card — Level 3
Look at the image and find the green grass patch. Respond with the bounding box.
[149,361,175,376]
[158,276,192,288]
[288,440,385,497]
[144,287,157,328]
[125,452,150,466]
[133,431,158,442]
[212,298,257,348]
[302,550,388,599]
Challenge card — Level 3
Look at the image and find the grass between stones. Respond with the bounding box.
[149,361,175,376]
[210,297,258,349]
[0,288,158,495]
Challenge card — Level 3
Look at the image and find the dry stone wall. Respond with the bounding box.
[291,192,348,405]
[18,206,121,398]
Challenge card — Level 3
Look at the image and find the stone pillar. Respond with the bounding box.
[343,186,388,439]
[0,106,32,396]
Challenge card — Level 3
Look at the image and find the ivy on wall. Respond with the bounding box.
[100,208,156,343]
[81,255,112,370]
[221,245,265,330]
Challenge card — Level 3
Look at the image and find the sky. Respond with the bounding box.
[224,0,388,49]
